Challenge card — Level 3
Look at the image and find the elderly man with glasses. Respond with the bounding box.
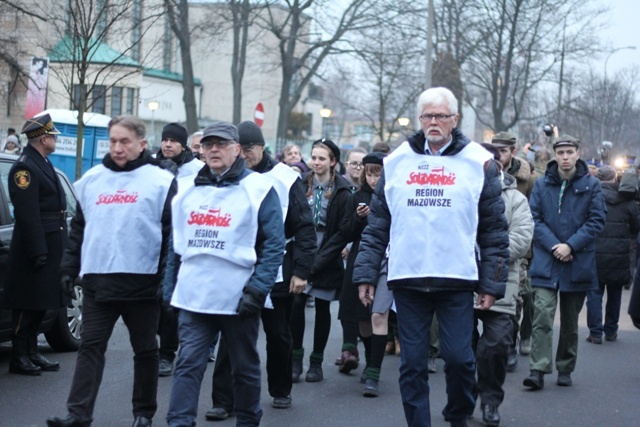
[166,121,285,427]
[354,87,509,427]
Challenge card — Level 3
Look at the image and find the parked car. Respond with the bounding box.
[0,152,82,351]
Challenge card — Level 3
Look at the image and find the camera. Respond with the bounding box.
[543,124,555,137]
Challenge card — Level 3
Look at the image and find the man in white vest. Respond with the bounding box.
[205,121,316,420]
[156,122,204,177]
[354,87,509,427]
[166,121,285,427]
[47,115,177,427]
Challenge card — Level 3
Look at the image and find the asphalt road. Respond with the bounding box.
[1,290,639,427]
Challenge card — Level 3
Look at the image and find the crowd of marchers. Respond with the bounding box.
[3,86,640,427]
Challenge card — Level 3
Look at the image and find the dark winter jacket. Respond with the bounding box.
[61,150,177,302]
[595,182,640,286]
[528,159,606,292]
[254,152,316,297]
[304,170,352,290]
[353,128,509,298]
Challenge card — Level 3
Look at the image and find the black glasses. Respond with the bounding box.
[419,114,456,122]
[347,161,363,169]
[202,139,236,149]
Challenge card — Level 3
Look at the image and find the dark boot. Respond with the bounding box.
[338,349,359,374]
[306,352,324,382]
[9,336,41,376]
[28,334,59,371]
[363,378,379,397]
[291,348,303,383]
[46,415,85,427]
[523,369,544,390]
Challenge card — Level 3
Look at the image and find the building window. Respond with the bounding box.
[111,87,123,117]
[96,0,107,37]
[93,85,106,114]
[72,84,82,109]
[306,113,313,134]
[126,88,136,115]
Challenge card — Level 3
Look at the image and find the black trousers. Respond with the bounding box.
[158,303,179,362]
[66,294,161,424]
[211,295,295,409]
[473,310,513,406]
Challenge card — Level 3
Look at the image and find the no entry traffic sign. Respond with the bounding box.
[254,103,265,127]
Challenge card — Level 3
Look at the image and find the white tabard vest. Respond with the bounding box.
[179,158,204,177]
[383,141,491,282]
[74,164,175,275]
[171,172,272,314]
[264,163,298,283]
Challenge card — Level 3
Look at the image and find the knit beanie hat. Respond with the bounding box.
[597,166,617,182]
[237,121,265,147]
[162,123,188,147]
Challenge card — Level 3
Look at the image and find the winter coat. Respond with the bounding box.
[1,144,69,310]
[353,128,509,298]
[506,156,536,199]
[488,173,533,316]
[595,182,640,286]
[528,159,606,292]
[60,150,177,302]
[304,171,352,290]
[253,152,316,297]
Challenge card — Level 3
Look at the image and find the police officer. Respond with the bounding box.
[1,114,68,375]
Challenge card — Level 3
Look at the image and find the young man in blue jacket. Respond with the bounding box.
[523,135,606,390]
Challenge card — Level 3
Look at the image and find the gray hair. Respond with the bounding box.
[417,87,458,115]
[108,115,146,139]
[189,131,203,145]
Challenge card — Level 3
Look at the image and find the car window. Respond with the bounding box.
[57,172,77,218]
[0,160,14,222]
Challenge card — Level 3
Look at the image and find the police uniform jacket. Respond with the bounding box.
[1,143,69,310]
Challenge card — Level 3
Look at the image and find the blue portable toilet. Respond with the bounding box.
[35,109,111,181]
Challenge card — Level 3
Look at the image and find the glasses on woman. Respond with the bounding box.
[347,161,363,169]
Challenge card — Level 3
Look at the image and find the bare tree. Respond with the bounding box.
[165,0,198,133]
[260,0,382,139]
[28,0,162,179]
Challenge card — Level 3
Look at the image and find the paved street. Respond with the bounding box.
[1,290,639,427]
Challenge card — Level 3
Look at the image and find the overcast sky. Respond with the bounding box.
[595,0,640,75]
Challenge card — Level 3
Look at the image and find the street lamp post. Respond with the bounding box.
[319,107,332,139]
[148,101,159,150]
[600,46,636,144]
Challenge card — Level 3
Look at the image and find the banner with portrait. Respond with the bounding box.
[24,57,49,119]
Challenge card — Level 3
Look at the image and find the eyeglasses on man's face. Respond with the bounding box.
[202,139,236,149]
[347,161,363,169]
[419,113,456,122]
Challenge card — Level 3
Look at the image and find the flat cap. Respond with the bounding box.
[553,134,580,150]
[22,114,61,139]
[201,121,239,142]
[491,131,516,148]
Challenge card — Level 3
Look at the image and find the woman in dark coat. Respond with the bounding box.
[335,152,385,377]
[290,139,351,383]
[586,166,640,343]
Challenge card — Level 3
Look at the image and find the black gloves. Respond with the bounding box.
[236,286,267,320]
[60,274,75,298]
[34,254,47,270]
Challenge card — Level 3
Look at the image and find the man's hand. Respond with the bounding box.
[552,243,573,262]
[342,247,349,260]
[34,254,47,270]
[236,286,267,320]
[60,274,75,299]
[475,293,496,310]
[358,284,375,306]
[289,275,307,294]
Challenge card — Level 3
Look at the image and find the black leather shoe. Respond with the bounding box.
[46,415,85,427]
[132,416,152,427]
[482,404,500,426]
[9,356,41,375]
[363,378,379,397]
[557,372,572,386]
[205,407,234,421]
[306,362,323,382]
[523,369,544,390]
[506,346,518,372]
[29,353,60,371]
[272,396,292,409]
[158,358,173,377]
[338,350,359,374]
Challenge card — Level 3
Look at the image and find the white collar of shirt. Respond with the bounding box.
[425,137,453,156]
